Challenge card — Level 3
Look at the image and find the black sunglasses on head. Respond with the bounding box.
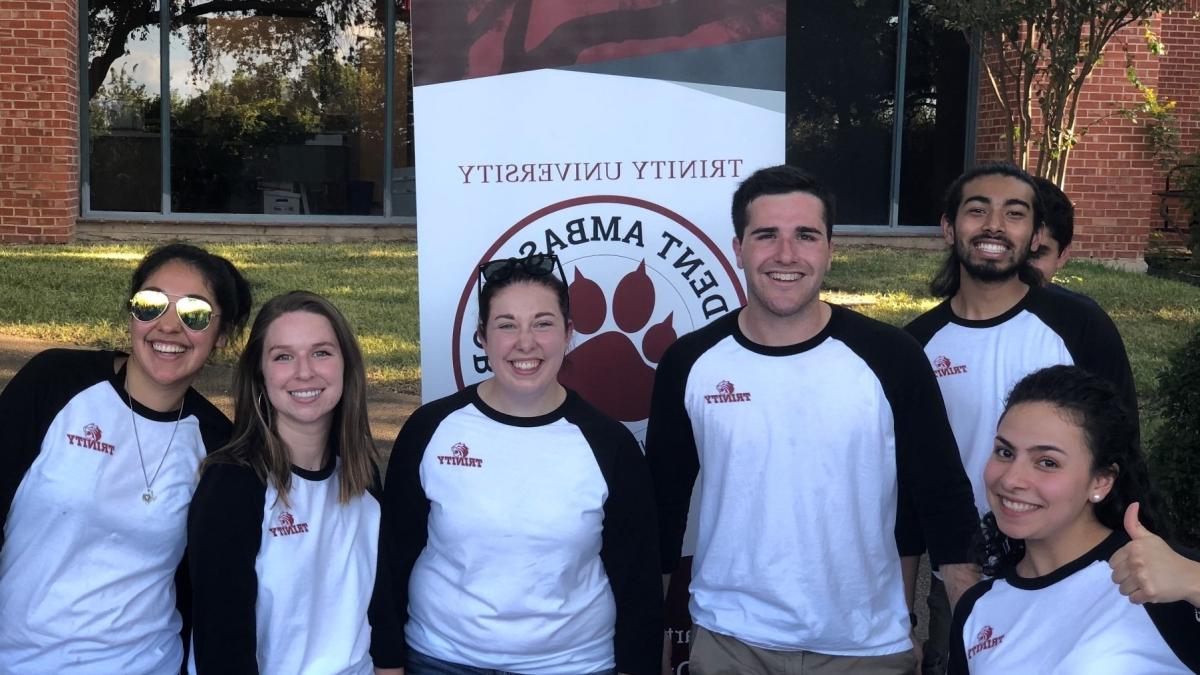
[476,253,570,308]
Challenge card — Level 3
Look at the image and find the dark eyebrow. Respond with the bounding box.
[1003,198,1031,210]
[995,434,1067,455]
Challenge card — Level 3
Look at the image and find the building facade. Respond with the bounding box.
[1,0,1197,262]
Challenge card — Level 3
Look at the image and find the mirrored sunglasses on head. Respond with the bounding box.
[128,289,216,332]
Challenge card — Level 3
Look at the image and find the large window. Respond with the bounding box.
[82,0,414,219]
[786,0,972,229]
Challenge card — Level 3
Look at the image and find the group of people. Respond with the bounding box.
[0,162,1197,675]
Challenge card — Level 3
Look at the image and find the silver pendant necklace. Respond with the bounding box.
[126,387,185,504]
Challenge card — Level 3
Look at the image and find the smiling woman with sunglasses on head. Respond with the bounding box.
[0,243,251,674]
[371,253,662,675]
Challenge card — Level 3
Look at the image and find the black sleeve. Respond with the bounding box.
[369,401,446,668]
[894,308,955,560]
[947,579,994,675]
[188,461,266,675]
[1031,288,1139,434]
[573,404,663,675]
[894,489,925,558]
[177,387,234,673]
[644,340,701,574]
[897,357,977,566]
[0,349,108,551]
[847,313,977,566]
[1143,544,1200,671]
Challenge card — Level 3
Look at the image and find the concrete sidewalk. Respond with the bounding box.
[0,334,418,458]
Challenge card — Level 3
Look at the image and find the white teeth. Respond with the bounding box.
[290,389,320,399]
[512,360,539,370]
[768,272,800,281]
[1001,497,1038,512]
[152,342,185,354]
[976,242,1007,254]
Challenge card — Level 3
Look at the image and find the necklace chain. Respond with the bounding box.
[126,385,185,504]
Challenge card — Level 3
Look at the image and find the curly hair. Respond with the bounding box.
[978,365,1163,576]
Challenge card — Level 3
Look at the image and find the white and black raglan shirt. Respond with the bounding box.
[645,306,978,656]
[0,348,231,675]
[187,458,381,674]
[904,285,1137,522]
[369,386,661,675]
[949,531,1200,674]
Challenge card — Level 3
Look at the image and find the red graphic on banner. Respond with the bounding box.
[559,260,677,422]
[413,0,785,85]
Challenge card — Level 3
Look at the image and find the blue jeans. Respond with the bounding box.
[405,647,617,675]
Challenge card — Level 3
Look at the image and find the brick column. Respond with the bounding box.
[0,0,79,243]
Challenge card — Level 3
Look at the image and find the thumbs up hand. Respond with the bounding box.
[1109,502,1200,606]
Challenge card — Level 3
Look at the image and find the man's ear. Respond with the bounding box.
[1054,244,1072,274]
[940,215,955,247]
[732,235,744,269]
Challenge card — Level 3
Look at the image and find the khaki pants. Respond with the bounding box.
[689,625,917,675]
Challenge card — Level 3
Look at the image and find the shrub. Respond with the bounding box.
[1147,325,1200,547]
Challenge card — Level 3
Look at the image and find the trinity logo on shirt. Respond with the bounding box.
[703,380,751,404]
[269,511,310,537]
[438,442,484,468]
[933,355,968,378]
[66,423,116,455]
[967,625,1005,659]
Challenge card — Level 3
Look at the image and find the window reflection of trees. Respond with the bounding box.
[85,0,415,216]
[786,0,967,227]
[787,0,898,226]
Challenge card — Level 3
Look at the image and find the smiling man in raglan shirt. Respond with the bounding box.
[647,164,980,675]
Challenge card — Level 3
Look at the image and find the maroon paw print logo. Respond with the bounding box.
[278,512,295,527]
[452,442,469,458]
[84,424,102,442]
[559,260,677,422]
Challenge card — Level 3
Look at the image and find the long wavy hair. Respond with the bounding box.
[203,291,377,505]
[979,365,1163,576]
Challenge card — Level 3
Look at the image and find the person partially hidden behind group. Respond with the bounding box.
[370,253,662,675]
[949,365,1200,673]
[188,291,381,673]
[0,243,251,674]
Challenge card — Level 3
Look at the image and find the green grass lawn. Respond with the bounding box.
[1,243,1198,432]
[0,243,421,392]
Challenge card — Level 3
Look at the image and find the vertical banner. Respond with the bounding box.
[413,2,785,671]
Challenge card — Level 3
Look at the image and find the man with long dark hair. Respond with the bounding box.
[902,163,1137,675]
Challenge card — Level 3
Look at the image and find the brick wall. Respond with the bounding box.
[0,0,78,243]
[973,11,1199,262]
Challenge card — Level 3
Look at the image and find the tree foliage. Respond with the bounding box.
[1147,325,1200,547]
[918,0,1182,185]
[87,0,408,101]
